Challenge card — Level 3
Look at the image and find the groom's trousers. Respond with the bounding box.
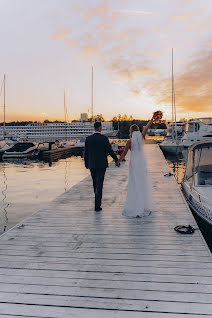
[90,168,106,209]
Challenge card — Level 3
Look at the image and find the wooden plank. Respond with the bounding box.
[1,292,212,315]
[0,144,211,317]
[0,303,206,318]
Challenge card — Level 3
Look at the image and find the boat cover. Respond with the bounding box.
[184,141,212,181]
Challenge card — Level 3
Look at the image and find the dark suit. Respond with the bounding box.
[84,133,118,210]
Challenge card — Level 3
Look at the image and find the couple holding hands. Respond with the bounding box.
[84,111,163,217]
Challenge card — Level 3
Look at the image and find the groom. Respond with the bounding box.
[84,121,120,212]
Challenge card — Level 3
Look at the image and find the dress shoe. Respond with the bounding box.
[95,207,102,212]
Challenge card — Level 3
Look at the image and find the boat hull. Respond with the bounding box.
[182,182,212,226]
[3,151,35,158]
[160,144,184,155]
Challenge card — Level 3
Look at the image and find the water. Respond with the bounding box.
[0,156,89,234]
[164,152,186,184]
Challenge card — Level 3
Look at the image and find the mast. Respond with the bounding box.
[64,90,68,141]
[3,74,6,139]
[171,49,177,140]
[91,66,94,121]
[64,90,68,122]
[171,49,174,138]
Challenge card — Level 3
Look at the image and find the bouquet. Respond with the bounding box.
[153,110,163,121]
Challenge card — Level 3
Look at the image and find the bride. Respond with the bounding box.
[117,113,160,218]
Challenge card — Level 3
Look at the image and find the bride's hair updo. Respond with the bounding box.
[129,124,140,138]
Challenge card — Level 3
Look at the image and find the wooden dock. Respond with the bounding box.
[42,146,83,162]
[0,144,211,317]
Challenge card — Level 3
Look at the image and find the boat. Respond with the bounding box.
[160,138,184,155]
[74,137,86,148]
[3,142,38,158]
[111,142,119,153]
[181,118,212,148]
[182,141,212,225]
[0,75,21,157]
[0,120,117,142]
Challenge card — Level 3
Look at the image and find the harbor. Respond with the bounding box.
[0,144,212,317]
[0,0,212,315]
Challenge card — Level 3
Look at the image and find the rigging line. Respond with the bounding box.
[0,77,4,97]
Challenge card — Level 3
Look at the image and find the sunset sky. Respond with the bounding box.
[0,0,211,122]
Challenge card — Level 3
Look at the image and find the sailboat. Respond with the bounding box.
[0,75,19,157]
[0,74,21,158]
[160,49,184,155]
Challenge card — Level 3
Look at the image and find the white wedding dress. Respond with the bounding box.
[122,131,153,218]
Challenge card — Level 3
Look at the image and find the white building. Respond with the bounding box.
[0,121,117,142]
[80,113,88,122]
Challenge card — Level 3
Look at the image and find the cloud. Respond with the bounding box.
[52,31,68,40]
[108,59,159,80]
[145,47,212,113]
[81,43,101,55]
[200,24,212,30]
[85,4,109,22]
[170,8,200,22]
[120,9,152,15]
[131,89,141,95]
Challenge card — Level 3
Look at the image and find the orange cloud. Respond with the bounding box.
[145,47,212,113]
[131,89,140,95]
[170,8,200,22]
[85,4,109,22]
[52,31,68,40]
[97,23,115,30]
[200,24,212,30]
[108,60,159,80]
[81,44,101,55]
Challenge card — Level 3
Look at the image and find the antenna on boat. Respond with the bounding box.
[91,66,94,122]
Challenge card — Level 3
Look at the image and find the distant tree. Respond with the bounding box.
[43,119,50,123]
[117,114,122,121]
[93,114,105,122]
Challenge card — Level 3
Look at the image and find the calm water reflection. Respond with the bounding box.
[0,156,89,234]
[164,151,187,184]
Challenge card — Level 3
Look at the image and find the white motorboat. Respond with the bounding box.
[182,141,212,225]
[74,137,86,148]
[181,118,212,148]
[3,142,38,158]
[160,138,184,155]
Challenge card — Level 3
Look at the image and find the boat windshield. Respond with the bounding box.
[7,143,35,152]
[185,123,200,133]
[199,118,212,125]
[194,146,212,185]
[184,143,212,185]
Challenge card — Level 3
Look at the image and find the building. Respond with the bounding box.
[80,113,88,122]
[0,121,117,142]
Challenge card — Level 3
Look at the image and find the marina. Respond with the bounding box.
[0,144,211,317]
[0,0,211,315]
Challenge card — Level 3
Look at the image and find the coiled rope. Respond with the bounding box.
[174,225,196,234]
